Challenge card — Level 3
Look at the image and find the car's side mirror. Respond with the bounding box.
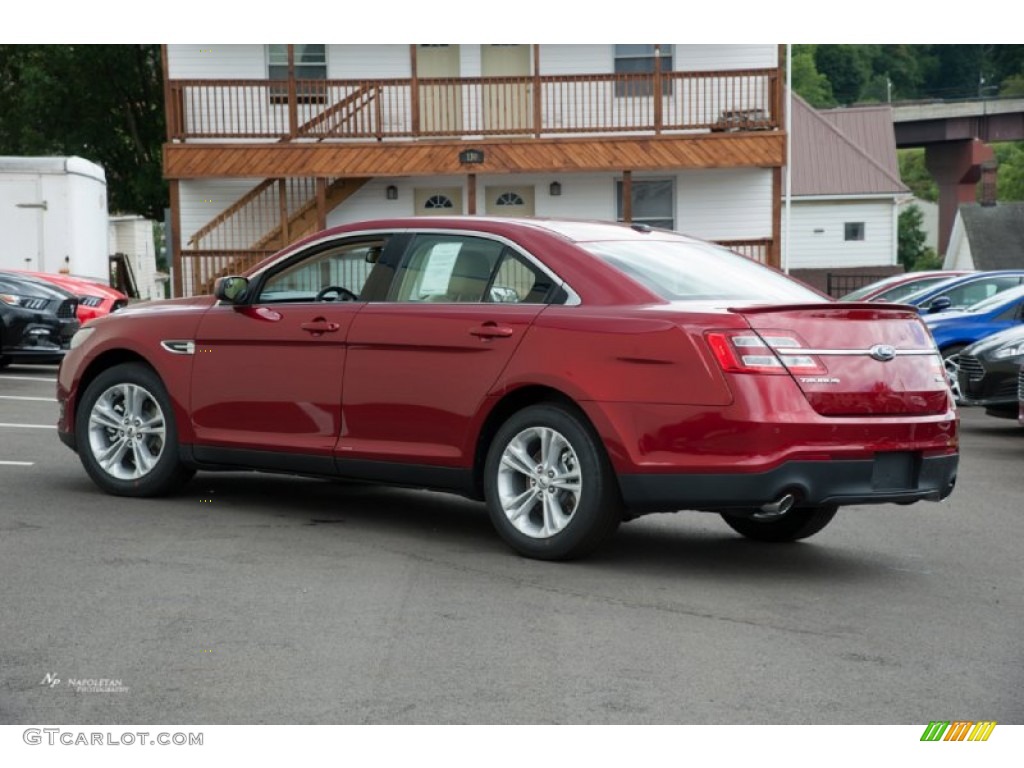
[214,276,250,304]
[927,296,953,313]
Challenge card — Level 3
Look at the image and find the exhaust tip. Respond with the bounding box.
[756,493,796,518]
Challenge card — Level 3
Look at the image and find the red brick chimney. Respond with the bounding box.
[979,161,998,207]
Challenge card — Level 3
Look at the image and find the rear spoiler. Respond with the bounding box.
[727,302,920,319]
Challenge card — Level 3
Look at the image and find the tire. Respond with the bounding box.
[483,403,622,561]
[721,504,838,543]
[940,344,966,404]
[75,362,194,497]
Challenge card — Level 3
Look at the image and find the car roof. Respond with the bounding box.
[12,270,125,299]
[0,270,77,299]
[316,216,698,244]
[902,269,1024,302]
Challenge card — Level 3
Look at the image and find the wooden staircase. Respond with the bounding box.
[185,176,371,295]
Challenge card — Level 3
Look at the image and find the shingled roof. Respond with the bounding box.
[959,203,1024,270]
[791,95,908,197]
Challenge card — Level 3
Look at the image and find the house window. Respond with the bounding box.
[424,194,455,210]
[268,45,327,103]
[845,222,866,241]
[614,45,673,97]
[495,192,525,206]
[616,179,674,230]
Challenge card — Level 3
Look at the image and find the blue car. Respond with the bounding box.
[902,270,1024,314]
[925,284,1024,361]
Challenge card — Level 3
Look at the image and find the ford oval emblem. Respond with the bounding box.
[870,344,897,362]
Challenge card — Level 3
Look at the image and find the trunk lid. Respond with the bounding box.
[730,303,950,416]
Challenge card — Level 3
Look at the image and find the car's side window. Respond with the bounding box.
[391,235,504,303]
[257,239,387,303]
[939,277,1019,309]
[487,251,556,304]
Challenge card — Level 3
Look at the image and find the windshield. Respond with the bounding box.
[966,284,1024,313]
[583,240,824,303]
[840,275,912,301]
[873,277,953,303]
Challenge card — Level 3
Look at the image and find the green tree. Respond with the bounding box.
[999,73,1024,97]
[814,45,872,105]
[993,142,1024,201]
[790,45,835,108]
[0,45,165,219]
[898,204,940,271]
[898,149,938,202]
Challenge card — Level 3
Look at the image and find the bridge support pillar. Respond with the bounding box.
[925,139,994,256]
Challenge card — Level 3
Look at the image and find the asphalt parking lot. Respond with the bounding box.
[1,363,1022,725]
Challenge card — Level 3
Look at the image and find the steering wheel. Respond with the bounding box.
[315,285,358,302]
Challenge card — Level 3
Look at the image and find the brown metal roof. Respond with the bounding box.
[791,95,908,197]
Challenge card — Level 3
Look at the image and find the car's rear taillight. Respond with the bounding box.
[705,330,826,375]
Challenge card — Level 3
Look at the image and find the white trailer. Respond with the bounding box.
[0,156,109,281]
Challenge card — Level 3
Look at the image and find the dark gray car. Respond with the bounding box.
[0,271,80,368]
[956,324,1024,419]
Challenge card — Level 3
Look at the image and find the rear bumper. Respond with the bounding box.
[618,453,959,514]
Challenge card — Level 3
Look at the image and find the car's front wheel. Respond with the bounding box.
[940,344,966,403]
[484,403,622,560]
[75,362,194,496]
[720,504,838,542]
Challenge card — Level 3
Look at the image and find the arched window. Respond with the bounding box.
[495,192,525,207]
[424,195,454,210]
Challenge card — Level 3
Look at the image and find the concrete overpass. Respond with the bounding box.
[891,97,1024,254]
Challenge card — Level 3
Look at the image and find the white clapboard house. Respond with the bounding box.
[162,44,787,296]
[784,95,910,296]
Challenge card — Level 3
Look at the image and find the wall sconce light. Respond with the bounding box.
[549,181,562,197]
[386,185,398,201]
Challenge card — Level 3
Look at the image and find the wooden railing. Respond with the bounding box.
[167,69,779,141]
[188,178,324,252]
[716,238,772,264]
[179,249,276,298]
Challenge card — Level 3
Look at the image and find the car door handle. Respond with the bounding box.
[300,319,341,334]
[469,323,515,339]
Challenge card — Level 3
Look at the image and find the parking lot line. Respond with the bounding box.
[0,460,35,466]
[0,423,55,429]
[0,375,56,383]
[0,395,56,402]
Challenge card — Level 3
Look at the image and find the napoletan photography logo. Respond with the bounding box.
[920,720,997,742]
[40,672,129,694]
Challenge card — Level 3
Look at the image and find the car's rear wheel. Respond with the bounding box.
[484,403,622,560]
[721,504,838,542]
[75,362,194,496]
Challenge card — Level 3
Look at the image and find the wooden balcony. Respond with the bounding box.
[167,69,780,142]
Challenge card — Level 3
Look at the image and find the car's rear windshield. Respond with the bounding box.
[582,239,824,302]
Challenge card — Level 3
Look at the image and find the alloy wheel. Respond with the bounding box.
[86,383,167,480]
[496,426,582,539]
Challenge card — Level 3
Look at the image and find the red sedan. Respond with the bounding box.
[56,218,958,560]
[13,270,128,323]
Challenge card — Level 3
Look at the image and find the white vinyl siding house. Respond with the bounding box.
[164,44,784,294]
[783,97,909,292]
[785,199,899,271]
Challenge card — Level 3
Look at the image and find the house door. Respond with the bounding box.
[417,45,461,134]
[481,44,531,133]
[484,186,535,217]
